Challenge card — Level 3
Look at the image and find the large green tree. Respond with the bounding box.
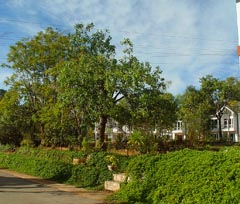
[2,23,168,148]
[179,86,212,142]
[57,24,167,148]
[3,27,70,143]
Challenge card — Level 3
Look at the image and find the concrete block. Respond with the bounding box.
[113,173,127,183]
[104,181,121,192]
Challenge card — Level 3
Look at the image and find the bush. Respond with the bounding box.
[69,152,112,187]
[127,130,158,154]
[0,153,72,182]
[111,147,240,204]
[0,147,130,189]
[20,139,35,147]
[15,146,87,163]
[0,144,15,152]
[70,165,99,187]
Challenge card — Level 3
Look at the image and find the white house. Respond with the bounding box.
[211,105,240,142]
[171,120,186,140]
[95,105,240,143]
[172,105,240,142]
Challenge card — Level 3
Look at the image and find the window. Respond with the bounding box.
[176,121,182,130]
[224,119,228,128]
[228,118,233,128]
[223,118,233,128]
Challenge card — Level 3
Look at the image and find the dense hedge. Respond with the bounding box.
[69,152,112,187]
[110,147,240,204]
[0,153,72,182]
[15,147,87,163]
[0,147,129,188]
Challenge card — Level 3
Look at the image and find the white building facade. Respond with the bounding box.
[172,106,240,142]
[211,106,240,142]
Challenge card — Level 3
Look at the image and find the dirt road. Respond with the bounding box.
[0,169,110,204]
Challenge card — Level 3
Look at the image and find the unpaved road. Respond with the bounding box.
[0,169,110,204]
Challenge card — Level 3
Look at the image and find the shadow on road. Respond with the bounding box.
[0,175,42,187]
[0,174,68,196]
[0,169,109,204]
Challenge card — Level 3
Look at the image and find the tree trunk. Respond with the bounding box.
[216,106,224,141]
[218,117,222,141]
[98,114,108,150]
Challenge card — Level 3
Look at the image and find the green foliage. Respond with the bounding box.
[0,144,15,152]
[15,146,87,163]
[69,151,129,188]
[130,91,177,132]
[128,130,158,154]
[105,154,119,166]
[0,153,72,182]
[111,133,128,150]
[0,147,129,189]
[81,137,90,152]
[111,148,240,204]
[0,90,24,145]
[179,76,240,143]
[2,23,167,149]
[3,28,71,144]
[70,165,99,187]
[20,139,35,147]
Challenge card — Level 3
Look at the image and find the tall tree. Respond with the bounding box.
[179,86,210,142]
[3,28,70,142]
[58,24,167,148]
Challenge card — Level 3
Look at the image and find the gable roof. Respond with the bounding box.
[216,105,240,116]
[216,105,234,117]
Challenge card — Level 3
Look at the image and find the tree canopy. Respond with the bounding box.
[179,75,240,142]
[1,23,172,148]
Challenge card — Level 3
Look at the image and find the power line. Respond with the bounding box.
[0,18,66,28]
[0,17,237,56]
[0,35,236,57]
[0,17,237,44]
[118,30,235,43]
[0,17,239,74]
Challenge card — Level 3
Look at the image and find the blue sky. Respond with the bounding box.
[0,0,239,95]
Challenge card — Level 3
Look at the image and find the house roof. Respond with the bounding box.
[218,105,240,114]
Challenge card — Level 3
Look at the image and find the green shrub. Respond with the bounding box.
[15,146,87,163]
[0,148,129,189]
[20,139,35,147]
[70,165,99,187]
[0,144,15,152]
[127,131,158,154]
[111,148,240,204]
[105,155,119,166]
[69,152,112,187]
[0,153,72,182]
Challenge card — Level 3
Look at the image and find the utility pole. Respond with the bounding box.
[236,1,240,57]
